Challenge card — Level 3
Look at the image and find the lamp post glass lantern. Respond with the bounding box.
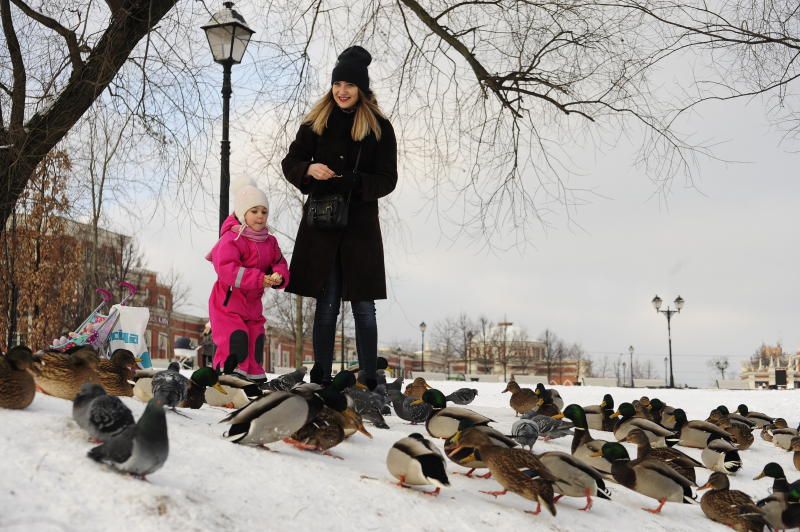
[202,2,255,230]
[652,294,685,388]
[419,322,427,372]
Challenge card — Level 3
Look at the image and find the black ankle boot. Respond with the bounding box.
[310,364,324,385]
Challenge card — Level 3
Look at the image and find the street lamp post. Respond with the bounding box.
[202,2,255,230]
[466,330,474,380]
[419,322,427,372]
[652,294,685,388]
[628,345,634,387]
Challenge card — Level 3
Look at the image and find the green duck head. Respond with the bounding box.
[332,371,356,392]
[737,404,749,416]
[421,389,447,409]
[614,402,636,420]
[672,408,688,429]
[716,405,730,416]
[600,442,630,462]
[190,367,227,394]
[560,404,587,427]
[318,386,348,412]
[754,462,785,481]
[649,398,665,411]
[601,394,614,410]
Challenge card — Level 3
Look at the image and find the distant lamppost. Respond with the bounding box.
[622,362,627,388]
[419,321,427,372]
[202,2,255,230]
[628,345,634,387]
[663,357,668,387]
[498,320,513,382]
[652,294,685,388]
[466,330,474,379]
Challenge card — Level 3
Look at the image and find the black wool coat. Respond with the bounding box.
[281,107,398,301]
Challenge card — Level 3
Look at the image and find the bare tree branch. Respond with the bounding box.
[8,0,83,71]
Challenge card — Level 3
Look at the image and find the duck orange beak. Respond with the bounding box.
[551,413,565,420]
[213,383,228,395]
[610,411,621,419]
[600,401,607,408]
[411,399,424,406]
[697,482,712,491]
[590,449,603,458]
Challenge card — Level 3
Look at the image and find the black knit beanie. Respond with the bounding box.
[330,46,372,94]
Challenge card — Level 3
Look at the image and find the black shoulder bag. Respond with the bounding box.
[306,144,362,230]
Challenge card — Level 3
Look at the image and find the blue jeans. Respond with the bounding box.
[311,257,377,385]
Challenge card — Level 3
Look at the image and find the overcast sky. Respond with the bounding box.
[108,33,799,388]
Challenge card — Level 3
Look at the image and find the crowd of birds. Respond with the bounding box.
[4,343,800,530]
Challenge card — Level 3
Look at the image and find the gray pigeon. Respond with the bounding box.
[265,366,308,392]
[73,383,134,442]
[520,413,574,440]
[388,389,431,424]
[87,399,169,478]
[151,362,190,412]
[445,388,478,406]
[510,418,540,450]
[347,387,389,429]
[385,376,403,395]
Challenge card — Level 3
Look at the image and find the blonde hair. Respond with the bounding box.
[304,89,384,141]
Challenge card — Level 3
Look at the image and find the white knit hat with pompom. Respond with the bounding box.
[231,177,268,222]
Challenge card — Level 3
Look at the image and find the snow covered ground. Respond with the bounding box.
[2,379,799,531]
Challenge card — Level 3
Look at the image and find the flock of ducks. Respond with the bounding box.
[3,344,800,529]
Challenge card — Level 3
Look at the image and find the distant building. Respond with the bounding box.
[739,347,800,389]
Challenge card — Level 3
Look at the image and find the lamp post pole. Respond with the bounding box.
[652,295,685,388]
[419,322,427,372]
[466,330,474,380]
[498,320,513,382]
[628,345,634,387]
[219,61,232,229]
[664,357,668,387]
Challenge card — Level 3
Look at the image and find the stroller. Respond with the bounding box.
[49,281,138,357]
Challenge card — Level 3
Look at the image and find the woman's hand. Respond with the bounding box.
[263,273,283,287]
[307,163,338,181]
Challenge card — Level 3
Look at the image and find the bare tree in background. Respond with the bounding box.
[431,317,461,376]
[474,315,494,373]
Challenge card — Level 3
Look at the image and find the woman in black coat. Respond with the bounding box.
[281,46,397,389]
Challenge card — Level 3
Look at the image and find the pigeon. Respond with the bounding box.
[151,362,190,412]
[510,418,540,450]
[389,389,431,424]
[73,383,134,442]
[520,412,574,440]
[445,388,478,406]
[385,375,404,395]
[347,387,390,429]
[87,399,169,478]
[264,366,308,392]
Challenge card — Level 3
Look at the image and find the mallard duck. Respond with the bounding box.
[87,398,168,478]
[94,349,139,397]
[388,389,431,424]
[387,433,449,495]
[285,389,349,455]
[502,381,538,416]
[699,472,769,531]
[757,493,800,531]
[445,388,478,405]
[622,428,703,483]
[584,394,615,432]
[448,428,557,516]
[538,450,612,511]
[706,406,755,449]
[341,407,372,439]
[72,383,134,442]
[416,389,493,440]
[647,398,669,425]
[736,404,774,428]
[632,397,651,418]
[555,404,614,476]
[772,425,800,450]
[715,405,756,428]
[701,435,742,474]
[599,442,697,513]
[672,408,735,448]
[221,390,324,446]
[444,424,516,477]
[754,462,790,500]
[30,347,99,400]
[534,395,562,417]
[535,383,564,410]
[404,377,431,400]
[612,402,678,448]
[182,367,228,409]
[0,345,36,409]
[760,418,788,442]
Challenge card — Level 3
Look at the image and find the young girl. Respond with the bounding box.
[207,177,289,383]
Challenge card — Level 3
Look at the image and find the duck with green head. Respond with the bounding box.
[554,404,613,476]
[736,404,774,428]
[415,388,493,440]
[621,428,703,483]
[583,393,615,432]
[183,367,228,409]
[671,408,734,449]
[599,442,697,514]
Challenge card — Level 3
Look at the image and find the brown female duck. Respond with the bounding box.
[404,377,431,400]
[448,427,557,516]
[444,424,517,478]
[30,347,100,400]
[502,380,538,416]
[622,428,703,483]
[699,472,769,531]
[94,349,139,397]
[0,345,36,409]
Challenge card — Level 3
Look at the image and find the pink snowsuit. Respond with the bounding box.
[207,214,290,379]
